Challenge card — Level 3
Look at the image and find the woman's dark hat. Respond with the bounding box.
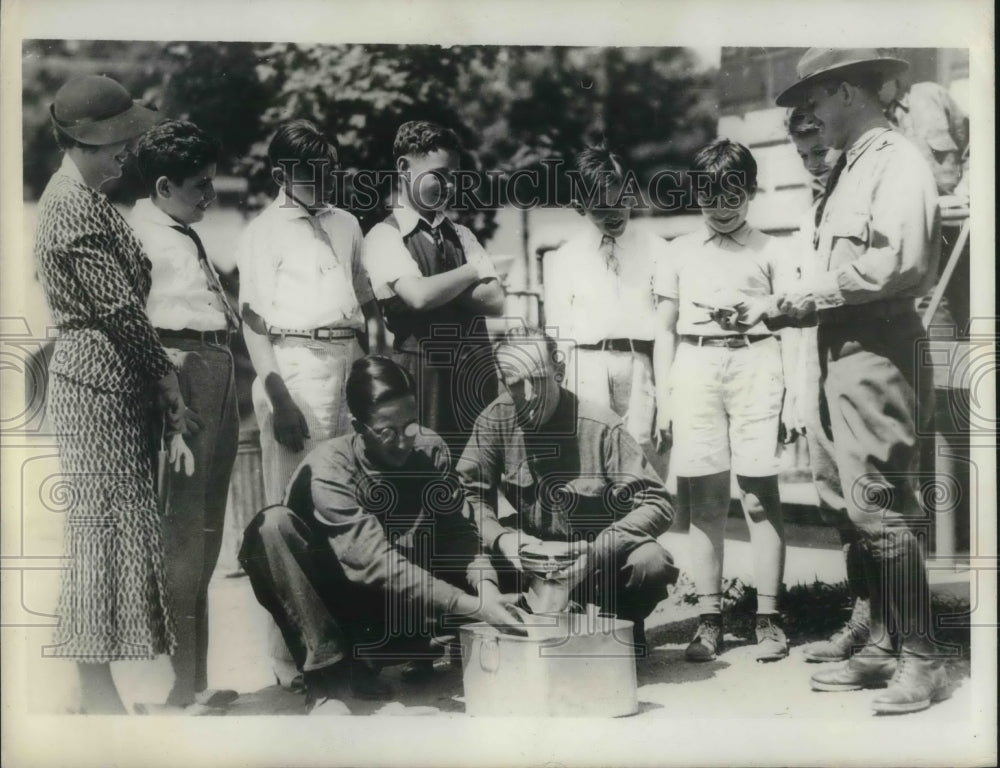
[50,75,160,146]
[775,48,909,107]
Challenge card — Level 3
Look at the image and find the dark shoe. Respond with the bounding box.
[632,619,648,658]
[871,653,953,715]
[349,663,393,700]
[810,646,897,692]
[399,659,437,685]
[754,614,789,662]
[802,598,871,662]
[193,688,239,708]
[685,614,722,662]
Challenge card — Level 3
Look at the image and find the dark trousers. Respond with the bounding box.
[493,539,678,624]
[818,311,939,655]
[392,339,497,460]
[161,341,239,694]
[238,506,472,674]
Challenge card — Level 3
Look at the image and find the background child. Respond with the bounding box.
[653,138,796,663]
[362,120,504,459]
[545,142,670,478]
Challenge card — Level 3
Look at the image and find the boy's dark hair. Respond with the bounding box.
[691,138,758,195]
[267,119,338,173]
[393,120,461,161]
[346,355,415,425]
[134,120,220,195]
[575,141,627,190]
[786,107,823,138]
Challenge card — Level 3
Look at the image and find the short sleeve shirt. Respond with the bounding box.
[362,201,498,302]
[654,223,789,336]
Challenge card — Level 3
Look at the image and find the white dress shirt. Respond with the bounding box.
[129,198,228,331]
[545,223,667,344]
[236,189,373,331]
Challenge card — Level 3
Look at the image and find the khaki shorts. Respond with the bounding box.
[670,337,783,478]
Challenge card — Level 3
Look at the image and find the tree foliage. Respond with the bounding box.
[23,41,718,235]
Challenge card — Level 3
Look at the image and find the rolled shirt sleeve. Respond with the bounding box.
[361,222,422,301]
[652,242,680,301]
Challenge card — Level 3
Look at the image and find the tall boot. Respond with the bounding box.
[802,597,871,662]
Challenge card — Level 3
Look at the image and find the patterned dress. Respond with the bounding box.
[34,158,177,662]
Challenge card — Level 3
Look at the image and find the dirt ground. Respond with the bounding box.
[23,530,972,722]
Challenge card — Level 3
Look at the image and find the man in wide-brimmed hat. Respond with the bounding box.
[737,48,951,715]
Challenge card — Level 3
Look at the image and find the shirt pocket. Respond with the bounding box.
[828,211,870,267]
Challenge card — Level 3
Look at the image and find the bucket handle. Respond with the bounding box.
[478,636,500,674]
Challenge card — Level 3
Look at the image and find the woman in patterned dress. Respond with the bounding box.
[34,75,195,714]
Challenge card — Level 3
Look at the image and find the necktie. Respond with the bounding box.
[303,212,341,273]
[424,219,457,270]
[600,234,620,275]
[171,225,241,330]
[814,152,847,231]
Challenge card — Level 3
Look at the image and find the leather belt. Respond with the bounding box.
[576,338,654,356]
[268,326,359,341]
[680,334,772,349]
[156,328,231,345]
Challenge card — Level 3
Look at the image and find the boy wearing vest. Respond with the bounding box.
[362,121,504,459]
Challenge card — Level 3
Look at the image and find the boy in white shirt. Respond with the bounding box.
[545,143,671,477]
[131,119,239,710]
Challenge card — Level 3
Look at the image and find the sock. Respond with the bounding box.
[757,593,778,615]
[697,593,722,615]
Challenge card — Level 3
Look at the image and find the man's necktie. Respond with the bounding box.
[814,152,848,231]
[171,225,241,330]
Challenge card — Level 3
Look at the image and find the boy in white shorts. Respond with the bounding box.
[654,139,796,662]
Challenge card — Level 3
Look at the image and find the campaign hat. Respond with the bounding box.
[776,48,909,107]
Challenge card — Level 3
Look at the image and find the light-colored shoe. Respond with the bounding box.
[871,653,953,715]
[754,615,789,662]
[810,646,897,692]
[685,614,723,662]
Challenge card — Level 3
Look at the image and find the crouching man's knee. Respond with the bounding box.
[239,504,301,567]
[624,541,680,591]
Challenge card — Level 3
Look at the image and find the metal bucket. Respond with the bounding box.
[460,612,638,717]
